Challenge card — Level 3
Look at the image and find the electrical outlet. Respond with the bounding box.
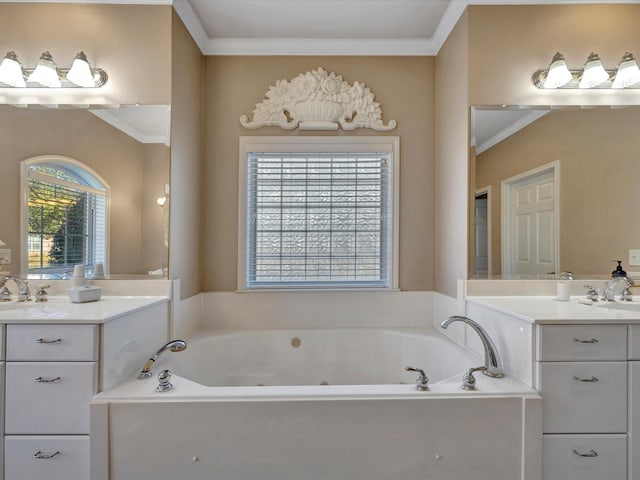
[630,249,640,267]
[0,248,11,265]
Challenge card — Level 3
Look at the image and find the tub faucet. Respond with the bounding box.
[0,276,31,302]
[440,315,504,378]
[138,339,187,379]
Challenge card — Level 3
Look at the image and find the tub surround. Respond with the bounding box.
[91,325,541,480]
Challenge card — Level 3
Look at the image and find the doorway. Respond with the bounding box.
[474,187,491,278]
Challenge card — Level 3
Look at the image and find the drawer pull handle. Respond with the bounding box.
[34,450,60,459]
[573,375,599,383]
[573,338,599,344]
[573,449,598,458]
[36,338,62,344]
[35,376,61,383]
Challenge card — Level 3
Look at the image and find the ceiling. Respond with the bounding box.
[171,0,639,55]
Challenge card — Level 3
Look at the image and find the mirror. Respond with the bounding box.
[0,104,171,279]
[470,105,640,280]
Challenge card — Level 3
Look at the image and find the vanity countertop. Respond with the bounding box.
[467,296,640,324]
[0,295,169,324]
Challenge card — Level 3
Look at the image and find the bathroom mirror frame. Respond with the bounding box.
[469,104,640,281]
[0,103,171,280]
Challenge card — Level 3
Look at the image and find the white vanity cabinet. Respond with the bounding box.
[0,296,170,480]
[629,325,640,480]
[4,324,98,480]
[536,324,628,480]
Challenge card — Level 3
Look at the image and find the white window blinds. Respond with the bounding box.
[246,152,393,288]
[27,166,107,274]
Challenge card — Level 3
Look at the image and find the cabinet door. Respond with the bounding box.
[543,434,626,480]
[5,436,89,480]
[5,362,97,434]
[539,361,627,433]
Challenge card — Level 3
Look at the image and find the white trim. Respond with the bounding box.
[476,110,549,155]
[20,155,111,276]
[501,161,560,277]
[238,136,400,291]
[474,186,492,278]
[89,109,170,145]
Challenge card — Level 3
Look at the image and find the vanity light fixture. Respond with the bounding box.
[0,50,107,88]
[533,52,640,89]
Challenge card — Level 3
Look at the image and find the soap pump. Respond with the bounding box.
[612,260,627,278]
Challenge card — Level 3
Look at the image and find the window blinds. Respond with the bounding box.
[28,176,106,272]
[246,152,392,288]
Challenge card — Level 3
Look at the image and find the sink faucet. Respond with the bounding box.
[0,276,32,302]
[138,339,187,379]
[440,315,504,378]
[603,260,634,301]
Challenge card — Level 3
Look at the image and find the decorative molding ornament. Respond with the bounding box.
[240,67,396,131]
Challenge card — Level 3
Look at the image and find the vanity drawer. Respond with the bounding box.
[6,324,98,361]
[5,362,97,434]
[539,361,627,433]
[543,434,626,480]
[536,325,627,361]
[4,435,89,480]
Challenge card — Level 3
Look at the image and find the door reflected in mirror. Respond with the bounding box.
[0,104,171,279]
[471,106,640,280]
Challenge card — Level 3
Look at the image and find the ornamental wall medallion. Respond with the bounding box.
[239,67,397,131]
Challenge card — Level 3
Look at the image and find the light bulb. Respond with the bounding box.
[612,52,640,88]
[543,52,573,88]
[0,51,26,87]
[27,51,61,88]
[579,52,609,88]
[66,51,95,87]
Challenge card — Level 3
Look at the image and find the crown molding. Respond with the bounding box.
[476,110,549,154]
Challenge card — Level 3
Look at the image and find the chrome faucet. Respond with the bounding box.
[440,315,504,378]
[0,276,32,302]
[138,339,187,379]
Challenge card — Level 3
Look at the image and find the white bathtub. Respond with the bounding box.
[91,327,542,480]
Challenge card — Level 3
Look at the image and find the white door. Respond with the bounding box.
[503,167,558,277]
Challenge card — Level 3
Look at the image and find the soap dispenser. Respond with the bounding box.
[612,260,627,278]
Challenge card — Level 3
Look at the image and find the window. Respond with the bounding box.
[21,156,108,275]
[239,137,399,290]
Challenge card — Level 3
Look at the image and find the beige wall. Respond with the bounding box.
[0,106,165,275]
[203,57,436,292]
[476,108,640,276]
[169,10,203,299]
[0,3,171,105]
[435,10,469,297]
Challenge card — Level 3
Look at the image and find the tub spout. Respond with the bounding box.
[138,339,187,379]
[440,316,504,378]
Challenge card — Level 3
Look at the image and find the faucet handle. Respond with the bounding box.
[462,366,488,390]
[405,366,429,391]
[584,285,599,301]
[0,286,10,302]
[35,285,50,302]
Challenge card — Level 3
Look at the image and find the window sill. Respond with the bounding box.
[235,288,401,293]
